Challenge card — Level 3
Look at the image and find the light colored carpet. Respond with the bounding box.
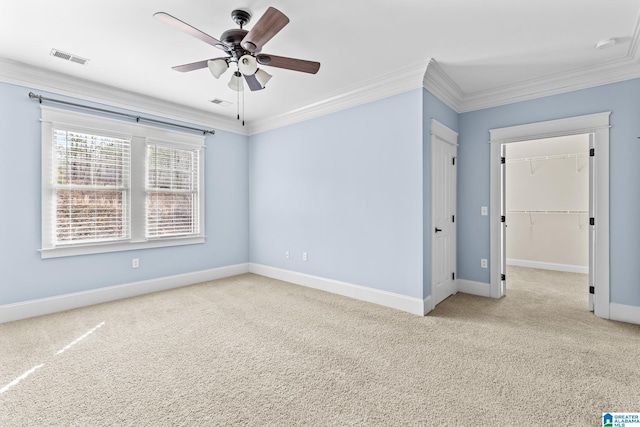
[1,267,639,426]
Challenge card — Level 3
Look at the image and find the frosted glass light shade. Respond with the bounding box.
[207,59,228,79]
[238,55,258,75]
[255,68,272,88]
[228,71,244,91]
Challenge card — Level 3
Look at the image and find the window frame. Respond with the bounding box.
[40,106,205,259]
[145,139,202,239]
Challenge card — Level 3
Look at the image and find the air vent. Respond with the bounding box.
[50,49,89,65]
[209,98,232,107]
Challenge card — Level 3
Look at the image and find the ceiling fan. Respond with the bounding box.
[154,7,321,92]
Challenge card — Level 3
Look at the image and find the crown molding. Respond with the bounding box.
[5,16,640,138]
[1,56,429,137]
[422,59,465,112]
[246,58,431,135]
[459,56,640,113]
[425,15,640,114]
[425,54,640,114]
[0,58,246,135]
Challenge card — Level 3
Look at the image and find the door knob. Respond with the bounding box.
[435,227,442,233]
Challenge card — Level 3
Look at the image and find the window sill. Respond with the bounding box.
[39,236,205,259]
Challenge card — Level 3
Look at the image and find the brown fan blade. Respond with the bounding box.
[241,7,289,52]
[154,12,228,51]
[257,54,320,74]
[171,58,228,72]
[244,74,264,91]
[171,60,209,72]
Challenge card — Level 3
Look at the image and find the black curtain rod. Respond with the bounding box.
[28,92,215,135]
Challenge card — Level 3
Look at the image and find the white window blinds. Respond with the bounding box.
[53,130,131,245]
[41,106,206,258]
[146,143,200,238]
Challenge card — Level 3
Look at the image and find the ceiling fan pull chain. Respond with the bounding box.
[242,88,245,126]
[236,85,240,121]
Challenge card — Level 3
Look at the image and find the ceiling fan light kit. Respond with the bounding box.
[154,6,320,124]
[207,59,229,79]
[238,54,258,75]
[255,69,272,88]
[228,71,244,91]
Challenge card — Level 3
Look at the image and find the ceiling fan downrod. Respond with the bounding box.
[231,9,251,29]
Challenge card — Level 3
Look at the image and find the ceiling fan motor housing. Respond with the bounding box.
[220,28,254,61]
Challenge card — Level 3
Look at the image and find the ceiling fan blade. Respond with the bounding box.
[171,60,210,72]
[257,54,320,74]
[244,74,264,91]
[154,12,228,51]
[241,7,289,52]
[172,57,229,73]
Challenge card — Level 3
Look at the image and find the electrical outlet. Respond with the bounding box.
[285,250,290,259]
[132,258,139,268]
[481,258,488,269]
[481,206,488,216]
[302,252,308,262]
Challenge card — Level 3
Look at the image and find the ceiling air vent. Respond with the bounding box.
[50,49,89,65]
[210,98,232,107]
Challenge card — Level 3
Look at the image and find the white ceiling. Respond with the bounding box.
[1,0,639,133]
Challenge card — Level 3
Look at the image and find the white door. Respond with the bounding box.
[500,143,507,297]
[588,133,595,311]
[431,121,457,307]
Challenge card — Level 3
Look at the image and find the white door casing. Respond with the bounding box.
[500,143,507,297]
[431,119,458,307]
[489,112,610,319]
[588,133,595,312]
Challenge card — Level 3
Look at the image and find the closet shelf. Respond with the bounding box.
[507,210,588,214]
[507,210,589,228]
[506,152,588,174]
[505,153,587,163]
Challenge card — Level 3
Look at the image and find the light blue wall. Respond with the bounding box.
[422,89,459,297]
[5,73,639,310]
[0,82,249,305]
[458,78,640,306]
[249,90,424,298]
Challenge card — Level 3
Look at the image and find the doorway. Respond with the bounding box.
[503,135,590,304]
[489,112,610,320]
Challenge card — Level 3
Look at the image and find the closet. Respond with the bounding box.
[505,134,589,274]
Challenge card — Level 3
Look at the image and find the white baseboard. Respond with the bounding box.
[506,258,588,274]
[609,303,640,326]
[457,279,492,298]
[422,295,433,316]
[0,263,250,324]
[249,263,427,316]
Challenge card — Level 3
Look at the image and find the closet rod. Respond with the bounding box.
[28,92,215,135]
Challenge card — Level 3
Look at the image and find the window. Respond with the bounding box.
[146,143,200,238]
[41,106,205,258]
[54,129,131,245]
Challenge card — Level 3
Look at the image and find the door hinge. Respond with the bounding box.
[501,274,506,281]
[590,217,595,226]
[452,272,455,280]
[589,286,595,294]
[452,214,455,223]
[501,215,506,223]
[452,157,456,166]
[501,156,506,164]
[589,148,595,157]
